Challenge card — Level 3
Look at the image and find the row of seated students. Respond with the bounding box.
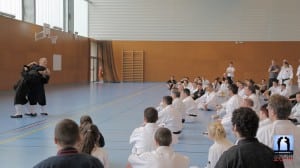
[165,76,300,168]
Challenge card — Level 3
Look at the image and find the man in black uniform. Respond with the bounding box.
[26,57,50,116]
[11,62,37,118]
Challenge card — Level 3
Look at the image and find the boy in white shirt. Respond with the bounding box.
[129,107,160,155]
[128,128,189,168]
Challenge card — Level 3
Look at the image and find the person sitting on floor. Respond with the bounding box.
[290,92,300,123]
[205,122,233,168]
[192,82,205,100]
[128,128,189,168]
[181,89,199,121]
[79,124,109,168]
[129,107,160,155]
[258,104,272,128]
[166,76,176,90]
[244,85,260,114]
[157,96,182,144]
[196,84,217,111]
[171,90,186,123]
[279,83,291,98]
[80,115,105,148]
[214,84,243,132]
[241,98,254,109]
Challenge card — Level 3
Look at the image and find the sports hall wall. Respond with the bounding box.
[112,41,300,83]
[0,16,90,90]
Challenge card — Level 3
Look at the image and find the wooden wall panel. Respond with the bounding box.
[112,41,300,83]
[0,16,90,90]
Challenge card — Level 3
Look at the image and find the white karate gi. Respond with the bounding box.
[256,120,300,168]
[291,103,300,122]
[182,96,199,122]
[219,95,243,131]
[128,146,189,168]
[279,87,291,98]
[297,65,300,89]
[172,98,186,120]
[259,118,272,128]
[277,66,293,87]
[182,96,198,116]
[226,66,235,78]
[129,123,160,155]
[247,94,260,114]
[268,85,281,96]
[196,91,217,110]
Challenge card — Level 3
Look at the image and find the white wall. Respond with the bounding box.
[88,0,300,41]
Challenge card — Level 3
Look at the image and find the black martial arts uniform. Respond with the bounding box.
[27,64,50,106]
[215,138,284,168]
[13,65,32,105]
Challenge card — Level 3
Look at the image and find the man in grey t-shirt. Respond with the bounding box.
[268,60,280,88]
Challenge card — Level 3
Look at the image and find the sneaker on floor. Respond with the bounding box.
[10,114,23,118]
[25,113,37,117]
[40,112,48,116]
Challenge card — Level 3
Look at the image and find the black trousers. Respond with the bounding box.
[14,79,29,105]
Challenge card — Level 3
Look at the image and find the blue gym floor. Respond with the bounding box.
[0,82,231,168]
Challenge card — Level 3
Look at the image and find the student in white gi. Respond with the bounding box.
[215,84,242,132]
[256,95,300,168]
[128,128,189,168]
[241,98,254,109]
[296,59,300,89]
[206,122,233,168]
[290,92,300,122]
[236,81,246,98]
[258,104,272,128]
[244,85,260,114]
[129,107,160,155]
[181,89,199,121]
[264,80,281,100]
[196,84,217,111]
[171,90,186,123]
[277,60,293,88]
[218,78,229,97]
[157,96,182,143]
[279,83,291,98]
[225,61,235,84]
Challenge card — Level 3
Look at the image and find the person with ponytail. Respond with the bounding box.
[206,122,233,168]
[79,115,105,148]
[80,124,109,168]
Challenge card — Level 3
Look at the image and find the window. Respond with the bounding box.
[36,0,63,28]
[74,0,88,36]
[0,0,22,20]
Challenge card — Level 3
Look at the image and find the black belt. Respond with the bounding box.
[283,78,290,81]
[188,114,197,117]
[173,131,181,134]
